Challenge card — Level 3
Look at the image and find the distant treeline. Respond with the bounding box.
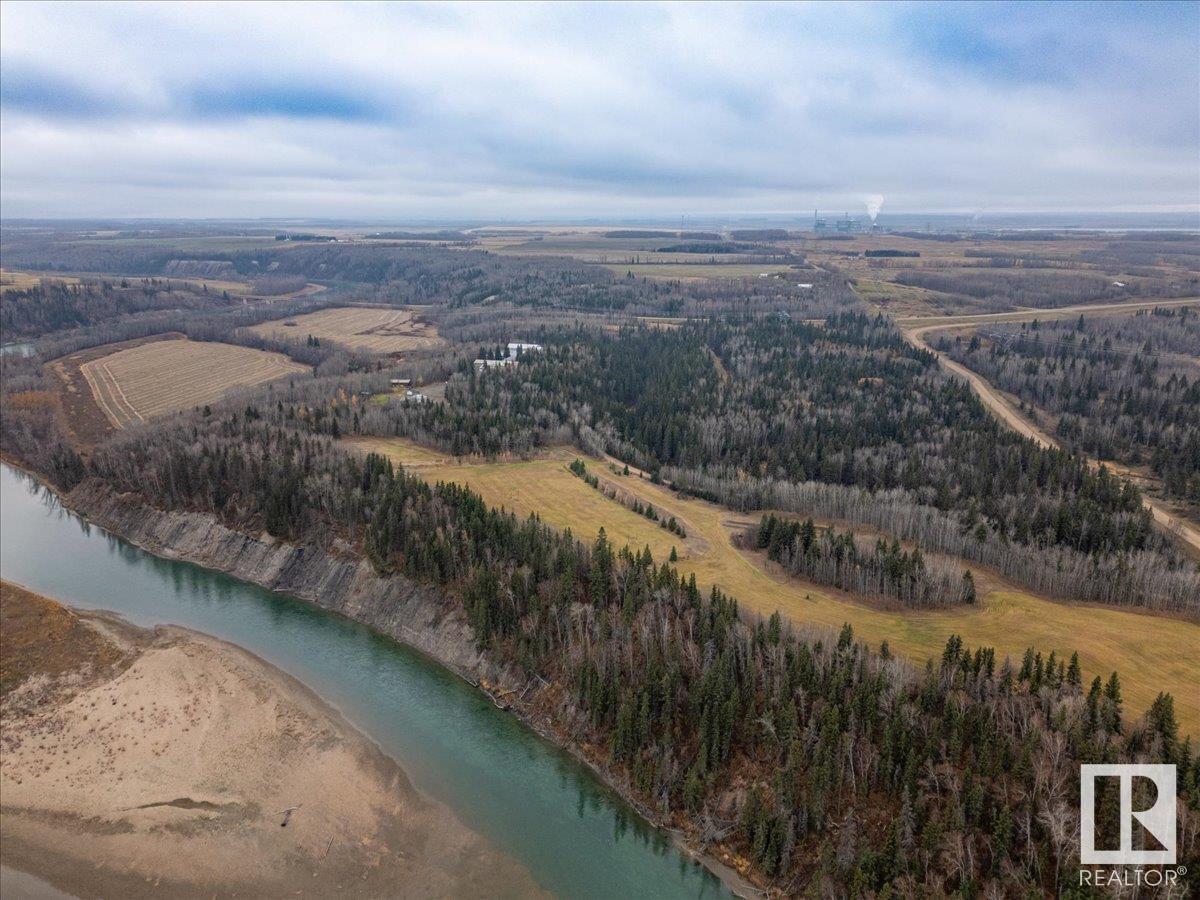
[893,269,1196,310]
[943,308,1200,507]
[367,231,473,241]
[656,242,758,254]
[1,357,1195,896]
[864,249,920,258]
[0,240,838,317]
[0,278,240,339]
[602,230,677,238]
[729,229,791,241]
[356,314,1197,613]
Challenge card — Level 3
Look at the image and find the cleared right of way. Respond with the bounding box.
[896,297,1200,557]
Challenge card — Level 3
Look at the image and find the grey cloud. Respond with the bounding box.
[0,1,1196,218]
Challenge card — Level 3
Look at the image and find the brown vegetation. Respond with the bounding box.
[80,339,309,428]
[246,306,442,355]
[46,333,184,445]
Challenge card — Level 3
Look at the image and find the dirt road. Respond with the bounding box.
[896,296,1200,331]
[897,297,1200,557]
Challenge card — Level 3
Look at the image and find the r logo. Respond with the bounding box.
[1080,764,1176,865]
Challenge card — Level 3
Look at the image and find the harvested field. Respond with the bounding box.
[81,339,308,428]
[246,306,442,355]
[48,334,182,445]
[351,437,1200,737]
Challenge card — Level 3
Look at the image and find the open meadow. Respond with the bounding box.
[813,232,1200,315]
[353,436,1200,737]
[0,268,80,293]
[246,306,442,355]
[81,339,308,427]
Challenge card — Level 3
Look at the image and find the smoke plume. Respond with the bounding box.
[864,194,884,223]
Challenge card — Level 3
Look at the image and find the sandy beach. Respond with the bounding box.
[0,581,543,899]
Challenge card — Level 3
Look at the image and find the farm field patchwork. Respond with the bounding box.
[246,306,442,355]
[352,436,1200,736]
[81,339,309,427]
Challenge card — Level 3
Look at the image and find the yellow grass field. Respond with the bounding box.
[350,437,1200,737]
[0,269,80,293]
[82,340,309,427]
[352,439,683,558]
[246,306,442,355]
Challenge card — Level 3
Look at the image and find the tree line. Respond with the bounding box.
[941,308,1200,510]
[748,513,976,608]
[3,386,1195,894]
[345,313,1196,612]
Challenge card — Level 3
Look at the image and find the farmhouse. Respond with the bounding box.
[507,341,543,356]
[474,357,516,371]
[474,341,544,372]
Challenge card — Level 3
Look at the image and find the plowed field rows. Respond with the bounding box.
[81,340,308,427]
[247,306,441,354]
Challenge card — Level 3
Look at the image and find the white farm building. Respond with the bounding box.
[474,341,544,372]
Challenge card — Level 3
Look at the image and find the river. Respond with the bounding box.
[0,464,731,899]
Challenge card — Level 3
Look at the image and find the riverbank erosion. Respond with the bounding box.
[0,580,543,899]
[24,473,758,896]
[59,476,502,684]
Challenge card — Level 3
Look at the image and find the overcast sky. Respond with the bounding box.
[1,1,1197,220]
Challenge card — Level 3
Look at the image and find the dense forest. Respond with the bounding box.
[350,314,1197,612]
[891,269,1197,311]
[0,277,242,338]
[941,308,1200,509]
[0,233,839,318]
[1,380,1196,894]
[2,224,1200,889]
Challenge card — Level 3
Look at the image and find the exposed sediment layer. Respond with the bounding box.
[64,478,498,685]
[0,580,543,899]
[51,475,757,896]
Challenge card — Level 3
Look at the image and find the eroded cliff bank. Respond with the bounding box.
[64,478,500,686]
[44,476,757,897]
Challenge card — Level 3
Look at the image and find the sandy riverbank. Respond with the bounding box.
[0,581,543,899]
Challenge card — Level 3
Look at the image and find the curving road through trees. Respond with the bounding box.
[896,297,1200,558]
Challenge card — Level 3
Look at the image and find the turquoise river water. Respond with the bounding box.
[0,463,731,899]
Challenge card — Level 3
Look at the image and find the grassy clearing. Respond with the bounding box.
[849,278,957,317]
[246,306,441,355]
[351,439,681,558]
[349,437,1200,736]
[82,339,309,427]
[0,269,80,293]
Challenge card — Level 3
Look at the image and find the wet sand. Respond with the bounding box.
[0,581,544,899]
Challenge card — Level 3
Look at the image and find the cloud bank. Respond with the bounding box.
[1,1,1197,219]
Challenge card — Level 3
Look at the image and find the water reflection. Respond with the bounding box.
[0,464,730,900]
